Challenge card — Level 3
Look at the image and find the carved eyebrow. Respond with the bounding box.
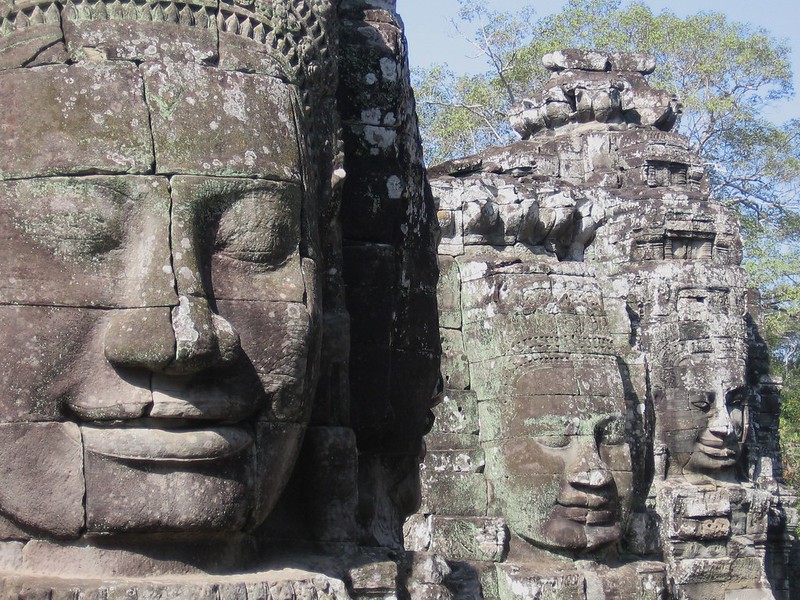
[522,412,623,435]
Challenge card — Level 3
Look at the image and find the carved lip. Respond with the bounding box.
[556,506,615,525]
[695,438,737,459]
[80,425,253,463]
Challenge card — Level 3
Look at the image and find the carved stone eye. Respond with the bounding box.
[726,387,746,408]
[691,392,713,412]
[598,418,624,446]
[212,189,300,267]
[533,434,571,449]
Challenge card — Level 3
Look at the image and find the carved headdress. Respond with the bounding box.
[0,0,338,97]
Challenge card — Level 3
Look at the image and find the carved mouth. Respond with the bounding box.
[695,437,737,460]
[556,506,615,525]
[80,424,253,463]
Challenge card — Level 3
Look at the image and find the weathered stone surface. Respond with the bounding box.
[0,0,67,70]
[431,390,479,435]
[440,328,470,390]
[250,422,305,529]
[143,62,300,179]
[83,425,253,533]
[348,560,398,594]
[63,0,218,64]
[0,1,442,592]
[0,423,83,538]
[419,469,487,518]
[0,176,174,307]
[218,23,282,76]
[0,568,353,597]
[285,426,359,541]
[0,63,154,178]
[409,48,790,599]
[495,564,585,600]
[428,517,509,563]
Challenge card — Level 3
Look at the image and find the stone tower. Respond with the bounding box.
[408,49,798,599]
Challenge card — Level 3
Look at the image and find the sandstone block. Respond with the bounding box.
[83,425,253,533]
[424,448,485,474]
[63,2,218,64]
[420,470,487,518]
[429,516,509,563]
[431,390,479,435]
[0,1,66,70]
[0,423,84,539]
[0,63,153,178]
[495,564,585,600]
[440,329,470,390]
[143,62,300,180]
[348,560,398,594]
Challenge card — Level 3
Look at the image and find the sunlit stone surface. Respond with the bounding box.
[407,49,797,600]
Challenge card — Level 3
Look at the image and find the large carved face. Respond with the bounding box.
[0,24,325,539]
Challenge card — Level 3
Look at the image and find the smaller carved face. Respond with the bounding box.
[658,354,747,477]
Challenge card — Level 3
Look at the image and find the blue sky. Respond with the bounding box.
[400,0,800,123]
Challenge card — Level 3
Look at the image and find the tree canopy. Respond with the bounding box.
[413,0,800,491]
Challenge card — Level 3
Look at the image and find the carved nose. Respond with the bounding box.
[708,403,735,437]
[169,295,240,374]
[567,443,614,489]
[568,465,614,488]
[104,296,240,374]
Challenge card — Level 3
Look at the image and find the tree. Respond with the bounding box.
[414,0,800,493]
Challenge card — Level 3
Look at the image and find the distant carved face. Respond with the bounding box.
[658,353,747,477]
[0,57,319,539]
[456,264,634,553]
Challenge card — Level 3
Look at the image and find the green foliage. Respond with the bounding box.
[414,0,800,490]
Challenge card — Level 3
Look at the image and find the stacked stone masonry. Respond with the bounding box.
[407,49,798,600]
[0,0,796,596]
[0,0,443,597]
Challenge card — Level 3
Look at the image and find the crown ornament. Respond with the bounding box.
[0,0,336,94]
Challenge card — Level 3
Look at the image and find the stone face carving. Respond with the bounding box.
[0,0,337,555]
[0,0,443,595]
[409,49,797,599]
[456,259,633,553]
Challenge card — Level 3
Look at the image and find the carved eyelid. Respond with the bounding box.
[533,434,571,448]
[725,387,746,406]
[9,185,129,257]
[594,413,625,444]
[529,413,623,447]
[209,190,298,265]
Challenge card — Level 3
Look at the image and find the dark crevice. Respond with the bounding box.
[164,175,180,375]
[139,65,158,175]
[19,37,63,68]
[77,424,89,536]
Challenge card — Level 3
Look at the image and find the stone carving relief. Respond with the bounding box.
[0,0,335,556]
[0,1,795,595]
[408,50,797,599]
[0,0,443,597]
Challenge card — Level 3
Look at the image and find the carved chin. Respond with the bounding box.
[685,444,738,474]
[539,518,622,552]
[80,421,305,536]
